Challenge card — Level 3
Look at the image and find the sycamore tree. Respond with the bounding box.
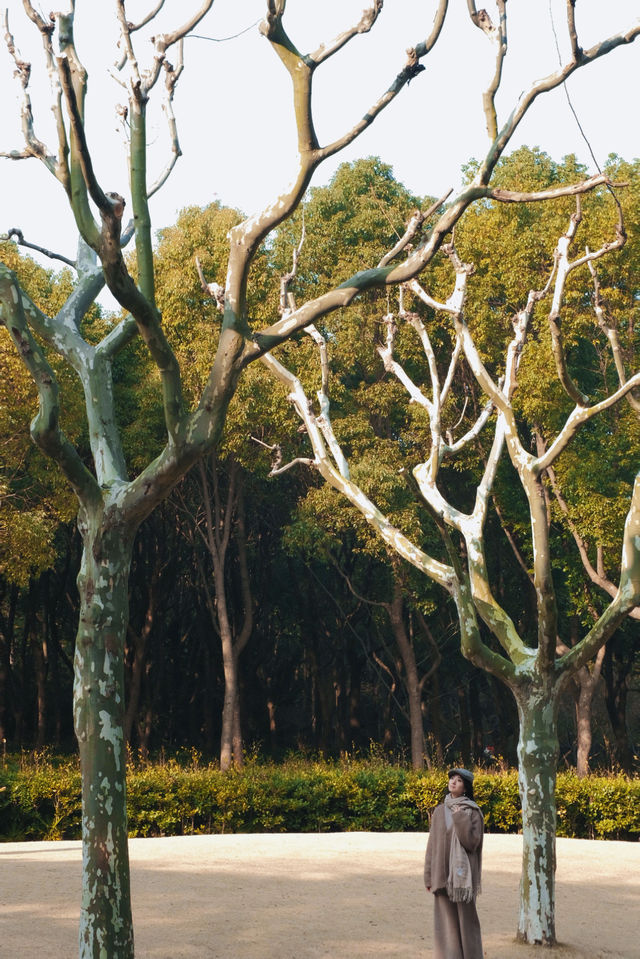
[266,188,640,946]
[252,9,640,954]
[1,1,639,956]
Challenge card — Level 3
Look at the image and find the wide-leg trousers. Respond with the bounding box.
[432,890,483,959]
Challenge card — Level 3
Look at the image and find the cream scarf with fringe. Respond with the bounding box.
[444,793,482,902]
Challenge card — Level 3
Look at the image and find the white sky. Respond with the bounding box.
[1,1,639,278]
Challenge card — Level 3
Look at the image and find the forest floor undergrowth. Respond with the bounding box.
[1,832,637,958]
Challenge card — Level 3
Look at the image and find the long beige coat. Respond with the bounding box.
[424,801,484,895]
[424,801,484,959]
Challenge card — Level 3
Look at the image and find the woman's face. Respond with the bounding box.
[448,774,466,798]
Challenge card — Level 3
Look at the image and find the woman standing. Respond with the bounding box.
[424,768,484,959]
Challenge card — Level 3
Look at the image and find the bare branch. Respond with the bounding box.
[98,316,138,360]
[412,0,450,59]
[489,173,620,203]
[128,0,167,32]
[547,201,627,407]
[279,218,306,316]
[309,1,384,66]
[55,51,102,247]
[269,455,315,476]
[566,0,581,62]
[547,462,640,620]
[468,0,508,139]
[477,19,640,184]
[141,0,215,93]
[1,10,62,178]
[260,349,455,590]
[439,332,463,407]
[558,472,640,676]
[115,0,142,92]
[195,256,225,312]
[317,42,435,161]
[407,278,453,315]
[239,1,448,298]
[147,43,184,197]
[445,400,494,456]
[588,257,640,414]
[305,324,349,478]
[157,0,214,49]
[377,191,452,269]
[377,311,433,414]
[535,370,640,474]
[247,175,616,359]
[3,227,76,268]
[58,46,186,442]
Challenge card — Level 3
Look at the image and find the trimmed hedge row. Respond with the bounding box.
[1,756,639,842]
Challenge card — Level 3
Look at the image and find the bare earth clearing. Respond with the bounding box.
[1,833,637,958]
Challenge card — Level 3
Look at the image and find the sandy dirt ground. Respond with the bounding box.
[1,832,638,958]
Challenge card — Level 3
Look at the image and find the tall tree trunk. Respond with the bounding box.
[468,677,484,760]
[14,593,30,746]
[571,650,604,778]
[388,582,424,769]
[124,561,159,749]
[309,642,335,754]
[193,457,253,771]
[218,626,239,770]
[33,624,47,749]
[348,654,363,751]
[214,535,242,770]
[227,477,253,767]
[266,694,278,752]
[558,620,605,778]
[574,676,593,779]
[457,684,472,767]
[603,641,634,771]
[0,628,8,745]
[137,699,153,761]
[428,668,444,767]
[201,637,217,755]
[124,625,145,750]
[0,585,18,745]
[514,683,559,946]
[74,519,134,958]
[45,583,64,747]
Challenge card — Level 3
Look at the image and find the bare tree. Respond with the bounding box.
[177,453,253,771]
[0,2,455,953]
[254,8,640,945]
[1,2,638,955]
[264,201,640,945]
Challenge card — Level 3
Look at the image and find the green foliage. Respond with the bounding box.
[2,755,638,842]
[555,772,640,839]
[0,753,81,840]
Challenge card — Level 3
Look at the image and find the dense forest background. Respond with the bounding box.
[2,149,639,773]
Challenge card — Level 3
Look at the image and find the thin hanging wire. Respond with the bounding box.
[188,18,261,43]
[548,1,622,209]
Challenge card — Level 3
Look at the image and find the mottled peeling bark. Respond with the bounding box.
[514,685,560,946]
[74,513,134,959]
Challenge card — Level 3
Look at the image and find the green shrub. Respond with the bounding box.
[0,753,81,840]
[1,754,638,842]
